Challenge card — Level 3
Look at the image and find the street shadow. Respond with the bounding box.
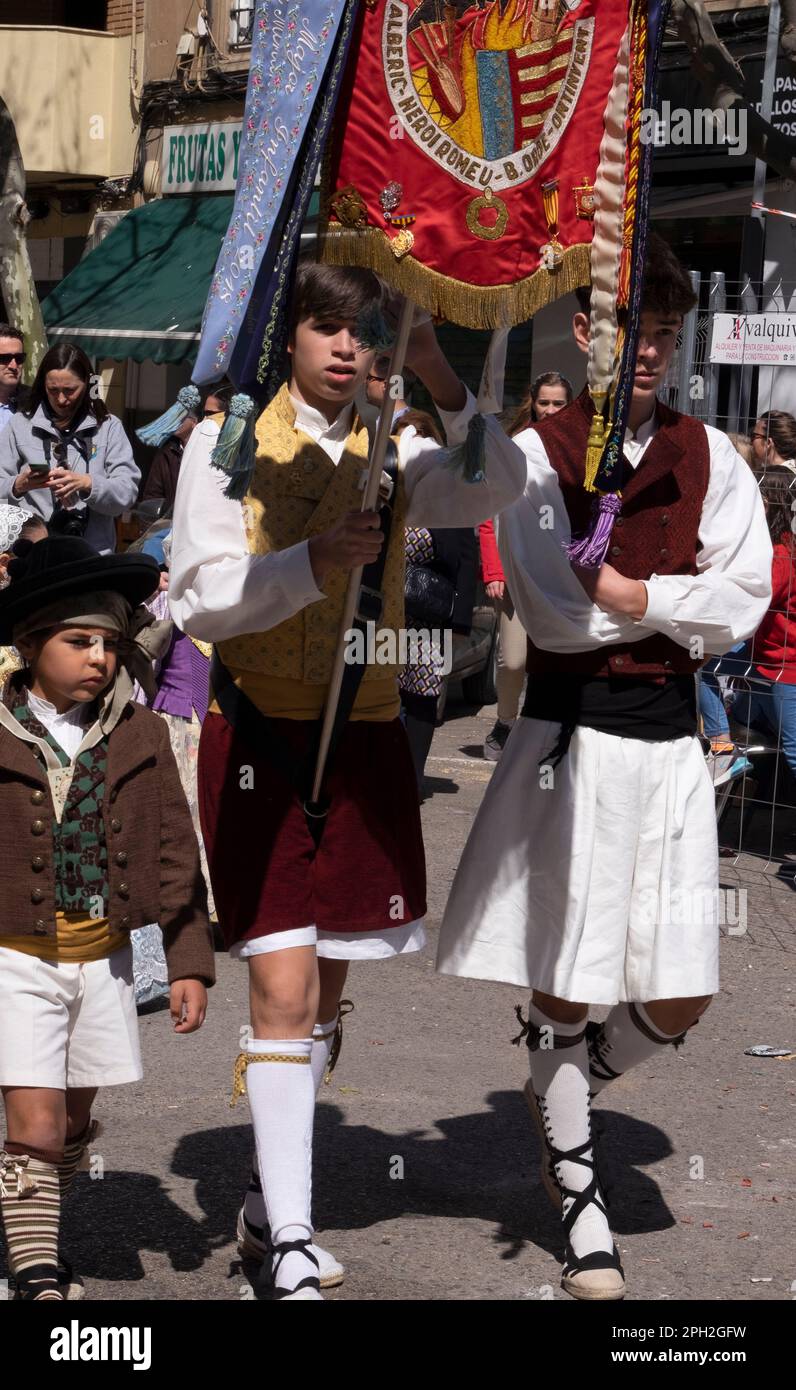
[42,1172,214,1286]
[2,1093,675,1290]
[165,1089,674,1278]
[422,775,461,797]
[308,1090,675,1262]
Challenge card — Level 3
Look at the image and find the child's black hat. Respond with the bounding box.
[0,536,160,643]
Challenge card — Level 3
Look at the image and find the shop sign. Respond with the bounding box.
[710,313,796,365]
[162,122,243,193]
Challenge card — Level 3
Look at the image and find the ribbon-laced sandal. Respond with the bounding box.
[549,1139,626,1301]
[271,1237,321,1301]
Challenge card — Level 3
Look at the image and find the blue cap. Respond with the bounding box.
[140,533,166,568]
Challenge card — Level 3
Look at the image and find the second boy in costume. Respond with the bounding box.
[437,237,773,1301]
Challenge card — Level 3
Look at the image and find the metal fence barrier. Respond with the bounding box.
[674,275,796,884]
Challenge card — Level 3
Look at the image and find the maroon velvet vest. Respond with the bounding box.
[525,390,711,682]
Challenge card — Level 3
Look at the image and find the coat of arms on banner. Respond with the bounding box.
[321,0,627,327]
[385,0,592,190]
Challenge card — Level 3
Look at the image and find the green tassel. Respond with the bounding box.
[210,393,256,500]
[355,302,395,353]
[136,385,201,447]
[443,412,487,485]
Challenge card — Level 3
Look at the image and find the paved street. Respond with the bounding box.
[7,700,795,1303]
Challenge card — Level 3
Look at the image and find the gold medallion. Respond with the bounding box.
[465,187,509,241]
[330,184,368,229]
[388,228,415,259]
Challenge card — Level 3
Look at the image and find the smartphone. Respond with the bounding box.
[29,460,52,473]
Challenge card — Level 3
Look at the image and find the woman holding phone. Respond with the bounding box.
[0,343,140,554]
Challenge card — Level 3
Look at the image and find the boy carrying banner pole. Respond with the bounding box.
[168,260,527,1299]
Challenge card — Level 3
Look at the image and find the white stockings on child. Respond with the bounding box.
[243,1014,338,1234]
[244,1036,319,1297]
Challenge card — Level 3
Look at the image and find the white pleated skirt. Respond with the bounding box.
[436,719,720,1005]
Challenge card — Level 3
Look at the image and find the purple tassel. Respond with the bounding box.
[565,492,622,568]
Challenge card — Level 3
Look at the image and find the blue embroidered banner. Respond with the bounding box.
[230,0,361,401]
[193,0,349,386]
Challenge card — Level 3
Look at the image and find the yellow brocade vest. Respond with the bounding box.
[214,384,407,721]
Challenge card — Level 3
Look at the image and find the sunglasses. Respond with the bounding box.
[0,351,25,365]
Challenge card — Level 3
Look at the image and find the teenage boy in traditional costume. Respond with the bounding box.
[169,260,526,1300]
[437,238,773,1300]
[0,537,215,1301]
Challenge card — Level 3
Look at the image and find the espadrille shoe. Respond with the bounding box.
[236,1206,344,1288]
[554,1142,625,1302]
[271,1238,322,1301]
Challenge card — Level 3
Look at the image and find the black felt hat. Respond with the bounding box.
[0,536,161,643]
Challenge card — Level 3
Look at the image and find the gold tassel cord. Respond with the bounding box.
[324,998,354,1085]
[0,1151,39,1198]
[617,0,648,310]
[320,228,591,331]
[230,1051,311,1108]
[583,413,607,494]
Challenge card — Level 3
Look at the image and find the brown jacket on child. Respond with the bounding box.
[0,679,215,985]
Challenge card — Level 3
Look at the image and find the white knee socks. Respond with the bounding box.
[588,1002,685,1095]
[243,1014,339,1234]
[244,1036,318,1295]
[526,1003,614,1262]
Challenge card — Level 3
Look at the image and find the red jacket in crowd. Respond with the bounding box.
[753,539,796,683]
[478,519,505,585]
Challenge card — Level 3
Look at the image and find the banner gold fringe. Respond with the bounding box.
[318,226,591,331]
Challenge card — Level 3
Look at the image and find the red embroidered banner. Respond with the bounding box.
[319,0,631,328]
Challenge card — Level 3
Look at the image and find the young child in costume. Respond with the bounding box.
[0,535,215,1301]
[169,260,526,1299]
[437,237,773,1300]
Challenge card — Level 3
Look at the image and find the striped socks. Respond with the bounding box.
[58,1120,96,1202]
[0,1144,63,1300]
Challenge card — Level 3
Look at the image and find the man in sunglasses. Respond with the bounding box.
[364,354,414,423]
[0,323,25,436]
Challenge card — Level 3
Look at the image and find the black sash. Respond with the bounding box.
[522,673,698,767]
